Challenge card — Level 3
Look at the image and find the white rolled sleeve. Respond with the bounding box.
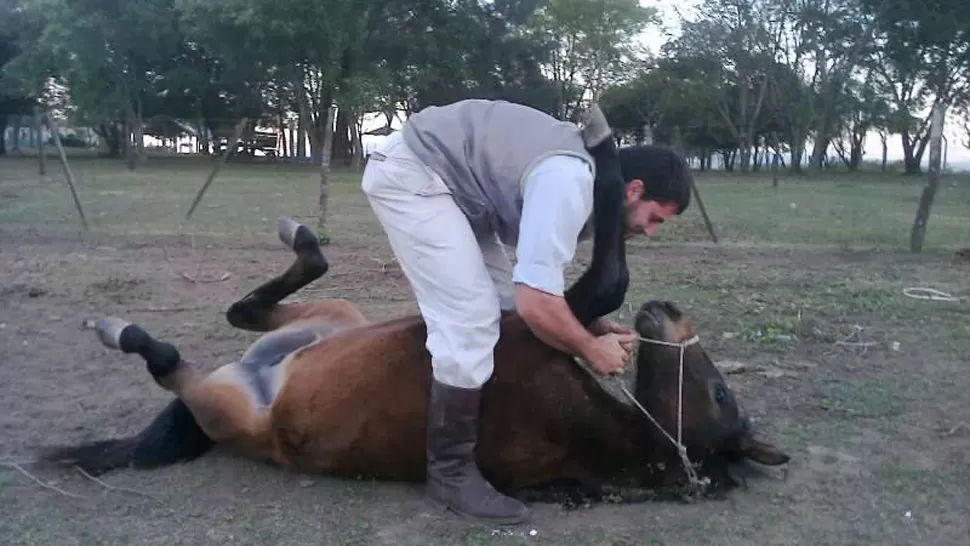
[512,155,595,296]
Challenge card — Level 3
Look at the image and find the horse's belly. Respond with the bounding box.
[273,404,428,480]
[267,351,432,480]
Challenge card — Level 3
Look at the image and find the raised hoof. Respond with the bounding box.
[277,216,306,249]
[277,216,324,255]
[94,317,133,351]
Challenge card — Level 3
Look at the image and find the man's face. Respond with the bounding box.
[622,179,679,239]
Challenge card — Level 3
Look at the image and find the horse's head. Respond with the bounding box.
[630,300,790,468]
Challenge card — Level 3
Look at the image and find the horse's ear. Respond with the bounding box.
[580,103,612,148]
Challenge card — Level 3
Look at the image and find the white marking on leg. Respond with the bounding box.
[93,317,132,350]
[277,216,302,249]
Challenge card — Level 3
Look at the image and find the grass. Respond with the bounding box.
[1,154,968,249]
[654,170,970,248]
[1,153,969,545]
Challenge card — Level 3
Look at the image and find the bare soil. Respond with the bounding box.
[1,223,968,546]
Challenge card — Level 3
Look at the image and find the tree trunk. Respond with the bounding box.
[317,105,337,243]
[133,98,145,162]
[350,113,363,169]
[296,114,305,159]
[0,114,8,156]
[124,104,136,171]
[95,122,122,157]
[880,132,888,171]
[332,109,352,166]
[789,134,805,173]
[197,119,210,155]
[910,103,946,253]
[809,132,830,172]
[738,139,752,172]
[301,84,334,166]
[849,143,863,171]
[901,130,930,175]
[770,134,780,188]
[11,114,21,151]
[280,123,289,158]
[34,106,46,176]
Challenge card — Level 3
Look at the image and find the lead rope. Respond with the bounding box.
[577,334,708,497]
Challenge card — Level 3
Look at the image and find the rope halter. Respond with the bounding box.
[578,333,709,497]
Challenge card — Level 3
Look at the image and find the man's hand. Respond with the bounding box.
[588,316,634,335]
[583,332,638,376]
[514,285,638,376]
[588,317,636,352]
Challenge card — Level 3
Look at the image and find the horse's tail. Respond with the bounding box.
[37,397,213,475]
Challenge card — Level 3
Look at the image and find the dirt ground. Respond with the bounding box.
[1,220,968,546]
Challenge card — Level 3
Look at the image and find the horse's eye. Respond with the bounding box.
[714,384,727,404]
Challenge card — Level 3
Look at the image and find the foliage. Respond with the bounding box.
[527,0,657,119]
[0,0,967,175]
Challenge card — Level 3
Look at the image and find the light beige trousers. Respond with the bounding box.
[361,132,515,388]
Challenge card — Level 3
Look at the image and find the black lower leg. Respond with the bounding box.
[226,219,328,331]
[96,318,181,381]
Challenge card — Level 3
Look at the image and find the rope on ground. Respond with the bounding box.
[0,460,158,500]
[74,466,159,499]
[902,287,962,302]
[0,461,84,498]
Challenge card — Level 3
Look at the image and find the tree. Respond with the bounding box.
[910,102,945,251]
[11,0,184,168]
[663,0,784,172]
[793,0,879,172]
[830,68,892,171]
[861,0,970,174]
[0,0,37,156]
[528,0,657,120]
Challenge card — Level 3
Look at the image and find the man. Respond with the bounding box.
[360,99,692,524]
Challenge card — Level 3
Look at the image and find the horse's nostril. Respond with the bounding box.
[741,416,754,433]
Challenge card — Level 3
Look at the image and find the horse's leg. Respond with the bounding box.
[226,216,364,332]
[92,317,275,457]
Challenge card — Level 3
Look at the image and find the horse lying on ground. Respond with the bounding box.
[38,216,790,506]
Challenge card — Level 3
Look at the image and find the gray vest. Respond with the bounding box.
[401,99,595,246]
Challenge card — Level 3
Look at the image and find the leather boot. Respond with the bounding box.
[425,379,530,524]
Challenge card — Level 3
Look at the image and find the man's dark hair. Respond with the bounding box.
[618,144,692,214]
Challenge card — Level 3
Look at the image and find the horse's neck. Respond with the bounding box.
[565,373,671,483]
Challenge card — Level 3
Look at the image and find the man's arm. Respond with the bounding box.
[512,154,599,357]
[514,284,596,355]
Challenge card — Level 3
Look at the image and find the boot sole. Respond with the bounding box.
[426,494,531,526]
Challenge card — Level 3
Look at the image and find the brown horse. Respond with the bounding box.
[39,216,790,505]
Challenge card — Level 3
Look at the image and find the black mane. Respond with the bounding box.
[564,134,630,325]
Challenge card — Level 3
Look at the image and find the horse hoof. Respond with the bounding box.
[94,317,132,350]
[277,216,303,249]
